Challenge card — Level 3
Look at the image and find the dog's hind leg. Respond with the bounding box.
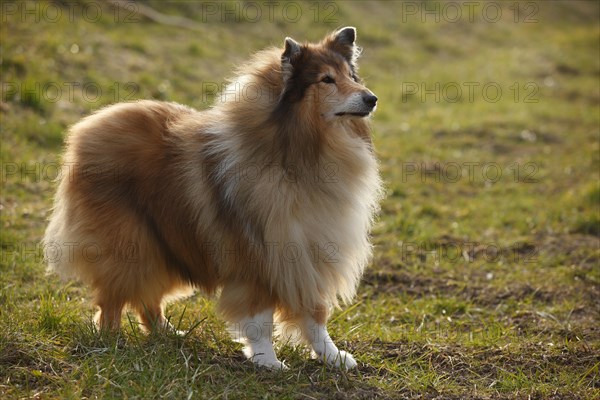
[134,302,168,332]
[94,297,125,332]
[133,297,186,335]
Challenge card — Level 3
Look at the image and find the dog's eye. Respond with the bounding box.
[321,76,335,84]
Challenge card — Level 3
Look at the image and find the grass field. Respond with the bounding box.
[1,0,599,398]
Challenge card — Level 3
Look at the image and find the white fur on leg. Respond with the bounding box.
[234,309,287,370]
[305,319,357,370]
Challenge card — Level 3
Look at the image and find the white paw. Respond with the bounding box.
[318,350,357,370]
[251,356,288,370]
[243,346,288,370]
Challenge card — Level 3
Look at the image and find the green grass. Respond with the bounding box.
[2,0,599,398]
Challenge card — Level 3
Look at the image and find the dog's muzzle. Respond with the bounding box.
[362,93,378,110]
[334,91,378,117]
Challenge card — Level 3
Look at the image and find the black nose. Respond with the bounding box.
[362,93,378,108]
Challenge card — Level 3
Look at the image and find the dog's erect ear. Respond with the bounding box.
[282,37,302,61]
[328,26,361,67]
[281,37,302,84]
[334,26,356,47]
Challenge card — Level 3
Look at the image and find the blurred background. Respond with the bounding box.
[1,1,599,399]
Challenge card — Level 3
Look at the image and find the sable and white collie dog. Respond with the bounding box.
[44,27,382,370]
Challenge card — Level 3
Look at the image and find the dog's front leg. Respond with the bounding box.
[303,315,358,370]
[236,308,288,370]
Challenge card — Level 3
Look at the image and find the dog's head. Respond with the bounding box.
[279,27,377,121]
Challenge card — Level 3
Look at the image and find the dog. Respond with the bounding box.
[43,27,382,370]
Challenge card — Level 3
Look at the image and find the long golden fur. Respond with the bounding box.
[44,27,382,369]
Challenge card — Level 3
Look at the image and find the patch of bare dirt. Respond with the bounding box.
[368,233,598,300]
[353,339,599,399]
[362,269,559,307]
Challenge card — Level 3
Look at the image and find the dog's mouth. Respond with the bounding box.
[335,112,371,117]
